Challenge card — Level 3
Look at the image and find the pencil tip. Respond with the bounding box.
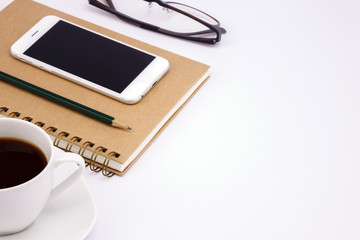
[112,120,132,131]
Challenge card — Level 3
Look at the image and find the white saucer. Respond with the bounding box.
[0,147,97,240]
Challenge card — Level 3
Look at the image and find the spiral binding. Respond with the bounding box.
[102,151,117,177]
[66,136,82,152]
[45,126,58,133]
[89,146,107,173]
[0,107,8,113]
[8,111,20,118]
[22,116,33,122]
[78,141,94,160]
[0,106,119,177]
[53,131,69,147]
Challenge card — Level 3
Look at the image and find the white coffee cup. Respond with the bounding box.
[0,118,85,235]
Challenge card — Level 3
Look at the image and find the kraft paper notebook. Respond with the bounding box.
[0,0,210,176]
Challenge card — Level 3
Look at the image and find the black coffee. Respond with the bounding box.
[0,138,47,189]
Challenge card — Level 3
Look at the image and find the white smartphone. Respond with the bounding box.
[10,15,169,104]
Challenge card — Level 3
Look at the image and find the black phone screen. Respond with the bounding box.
[24,20,155,93]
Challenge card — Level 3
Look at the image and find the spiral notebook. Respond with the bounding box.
[0,0,210,176]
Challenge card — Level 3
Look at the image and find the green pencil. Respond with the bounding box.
[0,71,131,130]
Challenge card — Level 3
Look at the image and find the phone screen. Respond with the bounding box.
[23,20,156,93]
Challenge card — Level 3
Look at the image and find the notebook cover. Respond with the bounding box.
[0,0,210,175]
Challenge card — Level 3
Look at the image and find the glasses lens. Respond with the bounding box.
[102,0,218,38]
[166,2,219,25]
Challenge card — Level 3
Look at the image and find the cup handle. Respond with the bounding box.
[49,150,85,200]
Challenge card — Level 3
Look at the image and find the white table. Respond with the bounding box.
[2,0,360,239]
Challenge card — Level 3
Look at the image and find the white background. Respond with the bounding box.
[2,0,360,239]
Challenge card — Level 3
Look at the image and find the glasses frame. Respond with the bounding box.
[88,0,226,44]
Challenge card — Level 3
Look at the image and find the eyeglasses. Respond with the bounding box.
[88,0,226,44]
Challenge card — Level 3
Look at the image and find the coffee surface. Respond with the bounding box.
[0,138,47,189]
